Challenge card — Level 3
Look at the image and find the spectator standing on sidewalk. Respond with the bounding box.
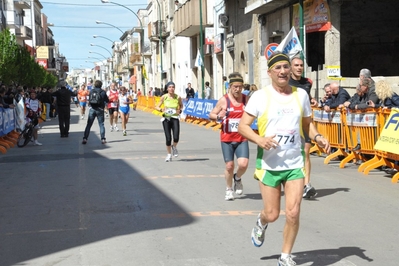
[323,82,350,112]
[25,90,42,146]
[40,88,53,121]
[238,52,330,266]
[185,83,195,99]
[82,80,109,145]
[205,82,212,99]
[209,72,249,201]
[288,57,318,199]
[51,82,77,137]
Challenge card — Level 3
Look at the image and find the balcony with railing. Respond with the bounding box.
[15,25,32,40]
[148,20,169,41]
[173,0,209,37]
[14,1,31,9]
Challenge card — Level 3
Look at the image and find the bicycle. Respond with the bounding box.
[17,110,43,147]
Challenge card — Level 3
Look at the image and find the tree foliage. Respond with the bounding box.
[0,28,58,87]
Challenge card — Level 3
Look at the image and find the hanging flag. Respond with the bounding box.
[194,49,203,67]
[275,26,303,59]
[142,65,148,80]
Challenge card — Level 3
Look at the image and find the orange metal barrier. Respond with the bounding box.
[357,109,399,183]
[311,108,348,163]
[340,108,380,168]
[311,106,399,183]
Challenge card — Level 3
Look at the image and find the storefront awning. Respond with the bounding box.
[245,0,291,15]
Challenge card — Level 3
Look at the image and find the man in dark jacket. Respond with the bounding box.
[185,83,195,99]
[341,78,378,110]
[52,82,77,137]
[323,82,351,112]
[82,80,109,145]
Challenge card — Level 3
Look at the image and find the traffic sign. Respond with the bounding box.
[264,43,279,59]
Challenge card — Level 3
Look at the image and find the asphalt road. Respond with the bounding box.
[0,105,397,266]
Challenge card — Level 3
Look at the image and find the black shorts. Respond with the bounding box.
[108,107,118,114]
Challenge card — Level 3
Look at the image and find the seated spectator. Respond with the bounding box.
[319,83,331,107]
[367,80,399,109]
[340,78,378,110]
[323,82,351,112]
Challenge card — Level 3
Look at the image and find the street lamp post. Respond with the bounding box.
[199,0,205,98]
[90,43,113,57]
[155,0,163,89]
[95,20,124,34]
[101,0,146,94]
[96,20,130,84]
[91,44,113,81]
[93,35,114,44]
[88,56,106,62]
[89,51,108,60]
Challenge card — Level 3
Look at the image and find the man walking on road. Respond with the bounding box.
[51,82,77,138]
[238,52,330,266]
[289,57,318,199]
[82,80,109,145]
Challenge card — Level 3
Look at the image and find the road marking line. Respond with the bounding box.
[156,210,286,218]
[145,174,224,179]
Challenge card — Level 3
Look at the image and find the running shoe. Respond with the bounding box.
[81,115,84,119]
[165,154,172,162]
[233,173,243,195]
[114,125,119,132]
[110,126,114,132]
[123,130,127,136]
[303,183,317,199]
[251,214,267,247]
[172,146,179,157]
[277,255,297,266]
[33,140,42,146]
[225,188,234,201]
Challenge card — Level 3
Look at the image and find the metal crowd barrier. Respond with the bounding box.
[0,107,18,154]
[311,107,399,183]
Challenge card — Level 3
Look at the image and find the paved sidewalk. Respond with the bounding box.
[0,105,397,266]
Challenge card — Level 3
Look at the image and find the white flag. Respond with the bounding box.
[275,27,303,59]
[194,49,203,67]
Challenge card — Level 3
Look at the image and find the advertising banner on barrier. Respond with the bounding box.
[0,107,16,136]
[347,113,377,127]
[183,98,258,130]
[374,108,399,154]
[184,98,217,119]
[312,109,341,123]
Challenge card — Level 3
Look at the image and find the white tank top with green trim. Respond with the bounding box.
[244,85,312,171]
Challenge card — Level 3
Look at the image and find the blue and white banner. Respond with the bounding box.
[183,98,258,130]
[184,98,217,119]
[276,27,303,59]
[0,107,16,136]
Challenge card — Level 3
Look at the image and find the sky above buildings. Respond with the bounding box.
[41,0,148,70]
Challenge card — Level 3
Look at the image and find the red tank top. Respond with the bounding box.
[220,94,247,142]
